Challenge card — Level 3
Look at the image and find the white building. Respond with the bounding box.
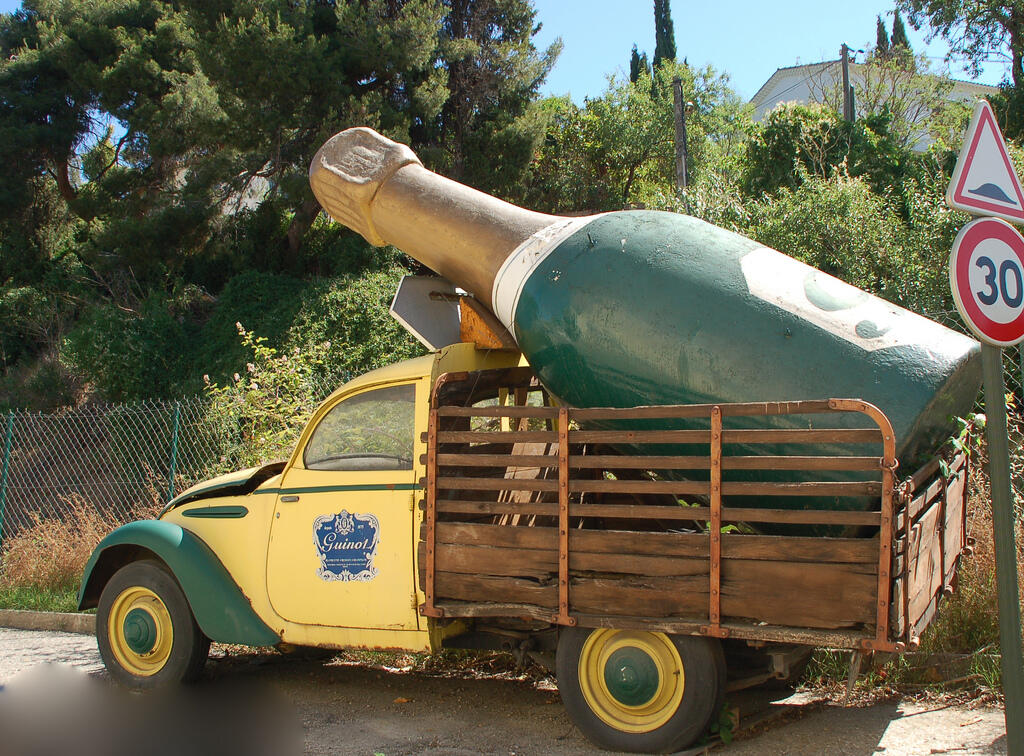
[749,59,999,150]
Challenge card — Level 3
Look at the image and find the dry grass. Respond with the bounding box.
[0,492,162,593]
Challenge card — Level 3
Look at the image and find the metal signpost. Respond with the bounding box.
[947,100,1024,755]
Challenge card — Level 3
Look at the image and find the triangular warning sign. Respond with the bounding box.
[947,100,1024,224]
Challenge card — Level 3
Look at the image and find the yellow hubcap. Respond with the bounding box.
[579,630,685,733]
[107,586,174,677]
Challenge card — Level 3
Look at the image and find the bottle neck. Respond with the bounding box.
[369,164,556,308]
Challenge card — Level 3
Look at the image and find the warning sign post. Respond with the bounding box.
[947,101,1024,756]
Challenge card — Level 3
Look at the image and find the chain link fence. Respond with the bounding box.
[0,375,341,546]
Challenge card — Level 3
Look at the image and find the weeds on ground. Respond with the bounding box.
[0,492,161,601]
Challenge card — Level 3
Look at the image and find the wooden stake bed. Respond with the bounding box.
[418,369,970,653]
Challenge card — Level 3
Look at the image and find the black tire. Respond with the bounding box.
[96,560,210,687]
[556,627,725,753]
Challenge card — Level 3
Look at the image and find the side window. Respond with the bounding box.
[304,384,416,471]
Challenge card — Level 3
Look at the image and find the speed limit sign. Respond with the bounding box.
[949,216,1024,347]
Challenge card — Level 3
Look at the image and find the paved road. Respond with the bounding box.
[0,628,1008,755]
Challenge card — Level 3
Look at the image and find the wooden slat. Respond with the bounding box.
[721,507,881,526]
[722,429,881,444]
[569,455,711,470]
[721,481,882,497]
[437,431,558,443]
[436,406,557,418]
[435,572,556,607]
[724,456,882,471]
[438,454,557,468]
[567,430,710,444]
[721,559,877,627]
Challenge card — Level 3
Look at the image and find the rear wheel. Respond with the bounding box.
[97,560,209,687]
[556,627,725,753]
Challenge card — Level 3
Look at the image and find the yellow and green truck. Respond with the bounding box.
[79,328,970,753]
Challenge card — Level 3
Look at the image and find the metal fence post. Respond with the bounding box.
[166,401,181,502]
[0,410,14,545]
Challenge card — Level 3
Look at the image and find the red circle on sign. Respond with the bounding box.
[949,217,1024,346]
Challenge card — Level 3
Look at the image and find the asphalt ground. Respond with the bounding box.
[0,627,1008,755]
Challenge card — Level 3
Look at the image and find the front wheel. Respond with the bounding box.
[556,627,725,753]
[96,560,210,687]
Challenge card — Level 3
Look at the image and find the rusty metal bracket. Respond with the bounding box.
[709,406,723,636]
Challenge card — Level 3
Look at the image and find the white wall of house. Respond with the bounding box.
[749,60,999,151]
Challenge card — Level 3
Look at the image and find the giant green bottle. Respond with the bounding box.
[310,128,982,527]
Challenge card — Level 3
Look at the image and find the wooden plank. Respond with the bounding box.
[721,560,877,627]
[721,507,880,526]
[721,481,882,497]
[437,454,557,468]
[569,430,711,444]
[724,456,882,471]
[571,574,710,617]
[722,534,879,564]
[570,455,712,470]
[434,572,557,607]
[437,406,556,418]
[437,431,558,444]
[722,429,881,444]
[436,544,555,578]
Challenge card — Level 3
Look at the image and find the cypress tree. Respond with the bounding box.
[630,44,642,82]
[653,0,677,68]
[875,15,890,56]
[891,10,912,52]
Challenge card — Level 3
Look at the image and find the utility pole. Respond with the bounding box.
[841,43,853,121]
[672,77,689,191]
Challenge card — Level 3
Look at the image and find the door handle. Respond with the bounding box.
[280,495,300,503]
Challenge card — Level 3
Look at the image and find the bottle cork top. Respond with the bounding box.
[309,127,422,246]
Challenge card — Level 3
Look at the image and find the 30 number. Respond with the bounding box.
[976,256,1024,308]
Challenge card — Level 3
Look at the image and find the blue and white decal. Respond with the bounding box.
[312,510,380,582]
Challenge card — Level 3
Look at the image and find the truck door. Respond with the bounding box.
[266,382,421,631]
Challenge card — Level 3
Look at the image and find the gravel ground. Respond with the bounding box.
[0,628,1008,755]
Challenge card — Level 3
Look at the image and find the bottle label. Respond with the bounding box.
[491,215,605,333]
[740,247,954,353]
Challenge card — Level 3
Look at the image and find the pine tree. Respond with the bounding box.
[653,0,677,68]
[891,10,912,52]
[876,15,891,56]
[630,44,651,82]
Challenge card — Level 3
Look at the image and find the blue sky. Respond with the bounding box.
[0,0,1009,102]
[532,0,1007,101]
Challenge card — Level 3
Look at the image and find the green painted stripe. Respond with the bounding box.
[181,506,249,519]
[253,483,422,495]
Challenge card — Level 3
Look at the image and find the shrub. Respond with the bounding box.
[202,324,331,470]
[61,292,202,402]
[284,268,426,380]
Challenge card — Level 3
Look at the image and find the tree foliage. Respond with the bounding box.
[652,0,676,68]
[898,0,1024,85]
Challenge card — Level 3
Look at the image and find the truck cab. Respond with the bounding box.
[78,342,524,680]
